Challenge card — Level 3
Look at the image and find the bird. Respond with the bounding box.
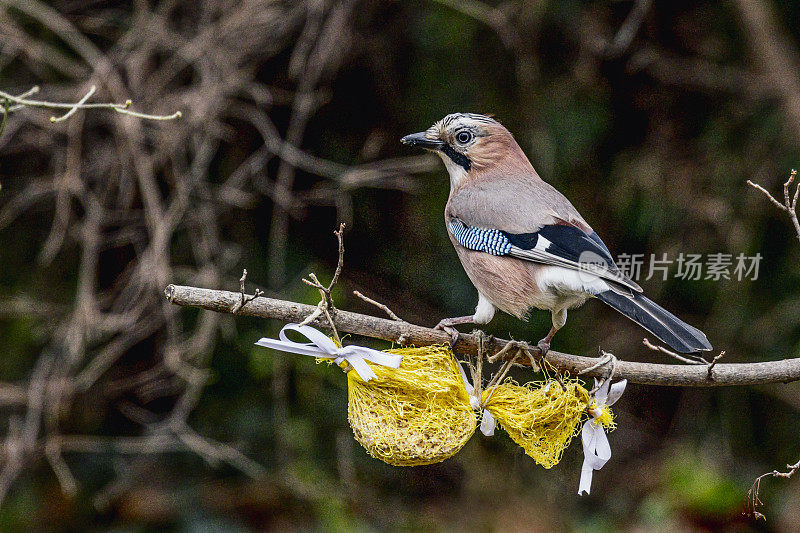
[401,112,712,356]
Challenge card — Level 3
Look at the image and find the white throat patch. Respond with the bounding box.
[439,152,468,190]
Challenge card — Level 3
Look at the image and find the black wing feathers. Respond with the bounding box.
[502,224,642,292]
[503,225,615,268]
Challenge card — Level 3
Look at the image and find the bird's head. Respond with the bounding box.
[401,113,529,188]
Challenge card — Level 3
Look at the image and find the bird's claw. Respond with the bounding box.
[435,320,461,348]
[536,339,550,359]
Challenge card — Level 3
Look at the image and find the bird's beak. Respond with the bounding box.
[400,132,444,151]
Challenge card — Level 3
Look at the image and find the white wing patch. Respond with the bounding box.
[535,235,552,252]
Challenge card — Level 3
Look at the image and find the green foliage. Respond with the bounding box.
[664,452,743,518]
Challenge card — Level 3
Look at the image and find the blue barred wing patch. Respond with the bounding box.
[448,218,512,256]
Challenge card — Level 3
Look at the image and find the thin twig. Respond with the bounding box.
[578,350,618,394]
[330,223,345,288]
[643,338,709,365]
[0,86,38,136]
[473,330,486,400]
[604,0,653,58]
[743,168,800,517]
[45,440,78,496]
[0,1,436,508]
[230,269,263,314]
[297,298,325,328]
[748,169,800,244]
[484,354,518,395]
[486,339,525,364]
[353,290,403,321]
[706,351,726,380]
[747,180,788,211]
[487,339,558,384]
[300,223,347,345]
[0,98,9,137]
[112,107,182,121]
[50,85,96,123]
[748,458,800,520]
[0,86,182,126]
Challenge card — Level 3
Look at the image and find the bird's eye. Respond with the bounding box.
[455,131,473,144]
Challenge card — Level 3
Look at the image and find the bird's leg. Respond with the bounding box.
[434,316,474,347]
[538,308,567,359]
[536,326,559,359]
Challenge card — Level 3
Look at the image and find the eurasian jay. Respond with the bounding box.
[401,113,712,355]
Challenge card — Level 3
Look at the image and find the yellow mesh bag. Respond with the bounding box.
[346,345,477,466]
[257,325,618,469]
[480,378,591,468]
[344,344,605,469]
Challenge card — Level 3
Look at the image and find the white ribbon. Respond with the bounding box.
[254,324,403,382]
[457,363,496,436]
[578,378,627,496]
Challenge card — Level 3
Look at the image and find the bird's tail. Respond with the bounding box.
[596,290,712,354]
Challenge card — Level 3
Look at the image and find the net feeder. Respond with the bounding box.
[254,324,477,465]
[255,323,625,493]
[346,344,477,466]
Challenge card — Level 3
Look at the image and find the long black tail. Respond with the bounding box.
[596,290,712,354]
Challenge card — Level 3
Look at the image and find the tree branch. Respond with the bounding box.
[748,169,800,244]
[748,458,800,520]
[745,168,800,518]
[164,284,800,387]
[0,85,182,128]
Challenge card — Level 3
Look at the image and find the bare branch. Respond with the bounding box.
[748,458,800,520]
[486,339,527,364]
[748,170,800,244]
[0,0,438,510]
[330,223,345,290]
[604,0,653,58]
[49,85,96,123]
[0,85,182,132]
[747,180,790,212]
[45,440,78,496]
[165,284,800,387]
[743,169,800,516]
[642,339,726,381]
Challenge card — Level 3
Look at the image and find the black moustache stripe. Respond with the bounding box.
[441,144,471,171]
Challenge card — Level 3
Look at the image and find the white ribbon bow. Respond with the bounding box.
[254,323,403,382]
[457,363,496,436]
[578,378,627,496]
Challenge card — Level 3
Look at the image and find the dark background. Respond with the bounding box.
[1,0,800,530]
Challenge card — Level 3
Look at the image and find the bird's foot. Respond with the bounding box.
[439,325,460,348]
[435,316,473,348]
[536,339,551,359]
[536,326,559,361]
